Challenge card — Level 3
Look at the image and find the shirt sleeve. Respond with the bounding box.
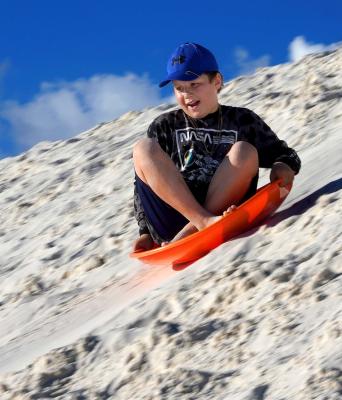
[146,115,173,155]
[238,108,301,174]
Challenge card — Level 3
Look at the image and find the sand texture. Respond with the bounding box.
[0,48,341,399]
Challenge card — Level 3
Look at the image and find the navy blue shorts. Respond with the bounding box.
[135,173,258,244]
[135,174,209,243]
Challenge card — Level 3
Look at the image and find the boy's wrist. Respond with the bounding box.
[272,161,292,169]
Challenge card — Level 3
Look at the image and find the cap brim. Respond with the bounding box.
[159,79,171,88]
[158,71,201,88]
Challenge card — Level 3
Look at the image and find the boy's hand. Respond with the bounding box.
[133,233,154,252]
[270,162,295,187]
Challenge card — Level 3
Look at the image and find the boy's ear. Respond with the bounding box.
[214,73,223,91]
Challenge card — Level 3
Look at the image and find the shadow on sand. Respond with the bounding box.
[266,176,342,228]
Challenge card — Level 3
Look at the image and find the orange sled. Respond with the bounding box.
[130,180,291,267]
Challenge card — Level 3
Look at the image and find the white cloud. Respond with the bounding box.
[234,48,271,75]
[289,36,342,62]
[0,73,167,150]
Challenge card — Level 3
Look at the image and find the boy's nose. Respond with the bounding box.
[181,87,195,95]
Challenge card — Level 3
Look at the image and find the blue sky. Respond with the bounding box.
[0,0,341,158]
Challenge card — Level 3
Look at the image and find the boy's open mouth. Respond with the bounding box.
[187,100,200,109]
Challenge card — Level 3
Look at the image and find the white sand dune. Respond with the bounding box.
[0,48,341,399]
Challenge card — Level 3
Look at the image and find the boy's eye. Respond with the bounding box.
[190,83,200,89]
[174,82,202,92]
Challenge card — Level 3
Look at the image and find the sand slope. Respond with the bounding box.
[0,48,341,399]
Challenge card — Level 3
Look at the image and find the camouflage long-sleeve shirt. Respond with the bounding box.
[134,105,301,238]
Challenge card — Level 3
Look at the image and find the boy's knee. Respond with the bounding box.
[228,141,259,171]
[133,138,159,160]
[231,141,258,158]
[232,140,257,153]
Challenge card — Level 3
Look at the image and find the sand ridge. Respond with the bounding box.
[0,48,341,399]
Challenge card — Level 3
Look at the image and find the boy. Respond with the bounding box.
[132,42,301,251]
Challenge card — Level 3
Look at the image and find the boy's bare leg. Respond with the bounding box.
[133,138,218,231]
[171,141,258,241]
[205,141,259,212]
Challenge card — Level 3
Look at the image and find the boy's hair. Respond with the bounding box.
[205,71,224,93]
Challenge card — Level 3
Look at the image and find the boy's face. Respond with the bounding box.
[173,73,221,119]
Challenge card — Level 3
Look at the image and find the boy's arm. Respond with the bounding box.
[132,182,155,251]
[132,114,173,250]
[241,109,301,182]
[269,161,296,186]
[133,179,150,236]
[146,115,173,153]
[132,119,161,239]
[132,116,171,241]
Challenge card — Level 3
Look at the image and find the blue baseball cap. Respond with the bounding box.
[159,42,219,88]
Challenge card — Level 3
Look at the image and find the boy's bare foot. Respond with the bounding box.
[223,205,237,215]
[170,205,237,243]
[169,223,198,243]
[133,204,236,249]
[133,233,154,251]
